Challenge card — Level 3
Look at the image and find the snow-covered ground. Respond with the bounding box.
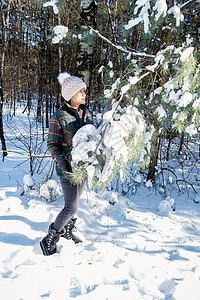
[1,153,200,300]
[0,108,200,299]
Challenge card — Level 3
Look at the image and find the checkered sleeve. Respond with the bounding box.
[47,115,65,163]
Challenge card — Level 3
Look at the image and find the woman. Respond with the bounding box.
[40,73,93,256]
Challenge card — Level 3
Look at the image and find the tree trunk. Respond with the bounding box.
[166,0,175,45]
[78,0,97,86]
[0,79,7,160]
[0,1,10,159]
[147,118,160,182]
[166,136,172,161]
[147,0,175,177]
[147,133,160,182]
[178,132,185,155]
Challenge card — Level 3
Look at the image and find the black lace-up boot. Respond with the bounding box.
[40,223,65,256]
[61,218,82,244]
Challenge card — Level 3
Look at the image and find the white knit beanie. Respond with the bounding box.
[57,72,86,102]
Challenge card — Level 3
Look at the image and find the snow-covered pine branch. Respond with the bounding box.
[88,27,155,59]
[70,102,153,189]
[124,0,184,34]
[143,45,200,137]
[94,71,151,155]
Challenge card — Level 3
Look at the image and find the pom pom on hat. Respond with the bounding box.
[57,72,71,85]
[58,72,87,102]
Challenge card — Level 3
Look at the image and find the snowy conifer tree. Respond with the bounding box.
[42,0,199,186]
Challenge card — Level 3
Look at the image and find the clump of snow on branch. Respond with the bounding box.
[180,47,194,62]
[104,76,139,99]
[121,76,139,94]
[40,179,59,203]
[153,0,167,21]
[43,0,58,14]
[185,124,197,136]
[108,61,113,68]
[104,78,121,99]
[124,17,143,31]
[109,71,114,78]
[193,98,200,109]
[98,66,104,73]
[155,106,167,120]
[178,92,193,108]
[128,0,151,33]
[52,25,68,44]
[146,54,164,72]
[167,5,184,27]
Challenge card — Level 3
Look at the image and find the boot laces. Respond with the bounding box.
[47,233,54,248]
[65,223,76,239]
[47,230,57,249]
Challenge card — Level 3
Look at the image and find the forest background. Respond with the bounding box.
[0,0,200,191]
[1,2,200,298]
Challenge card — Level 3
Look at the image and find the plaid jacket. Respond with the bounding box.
[47,104,93,176]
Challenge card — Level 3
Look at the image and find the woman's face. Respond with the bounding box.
[70,88,86,109]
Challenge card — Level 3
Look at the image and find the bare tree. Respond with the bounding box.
[0,0,11,159]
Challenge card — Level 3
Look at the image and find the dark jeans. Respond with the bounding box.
[53,175,85,232]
